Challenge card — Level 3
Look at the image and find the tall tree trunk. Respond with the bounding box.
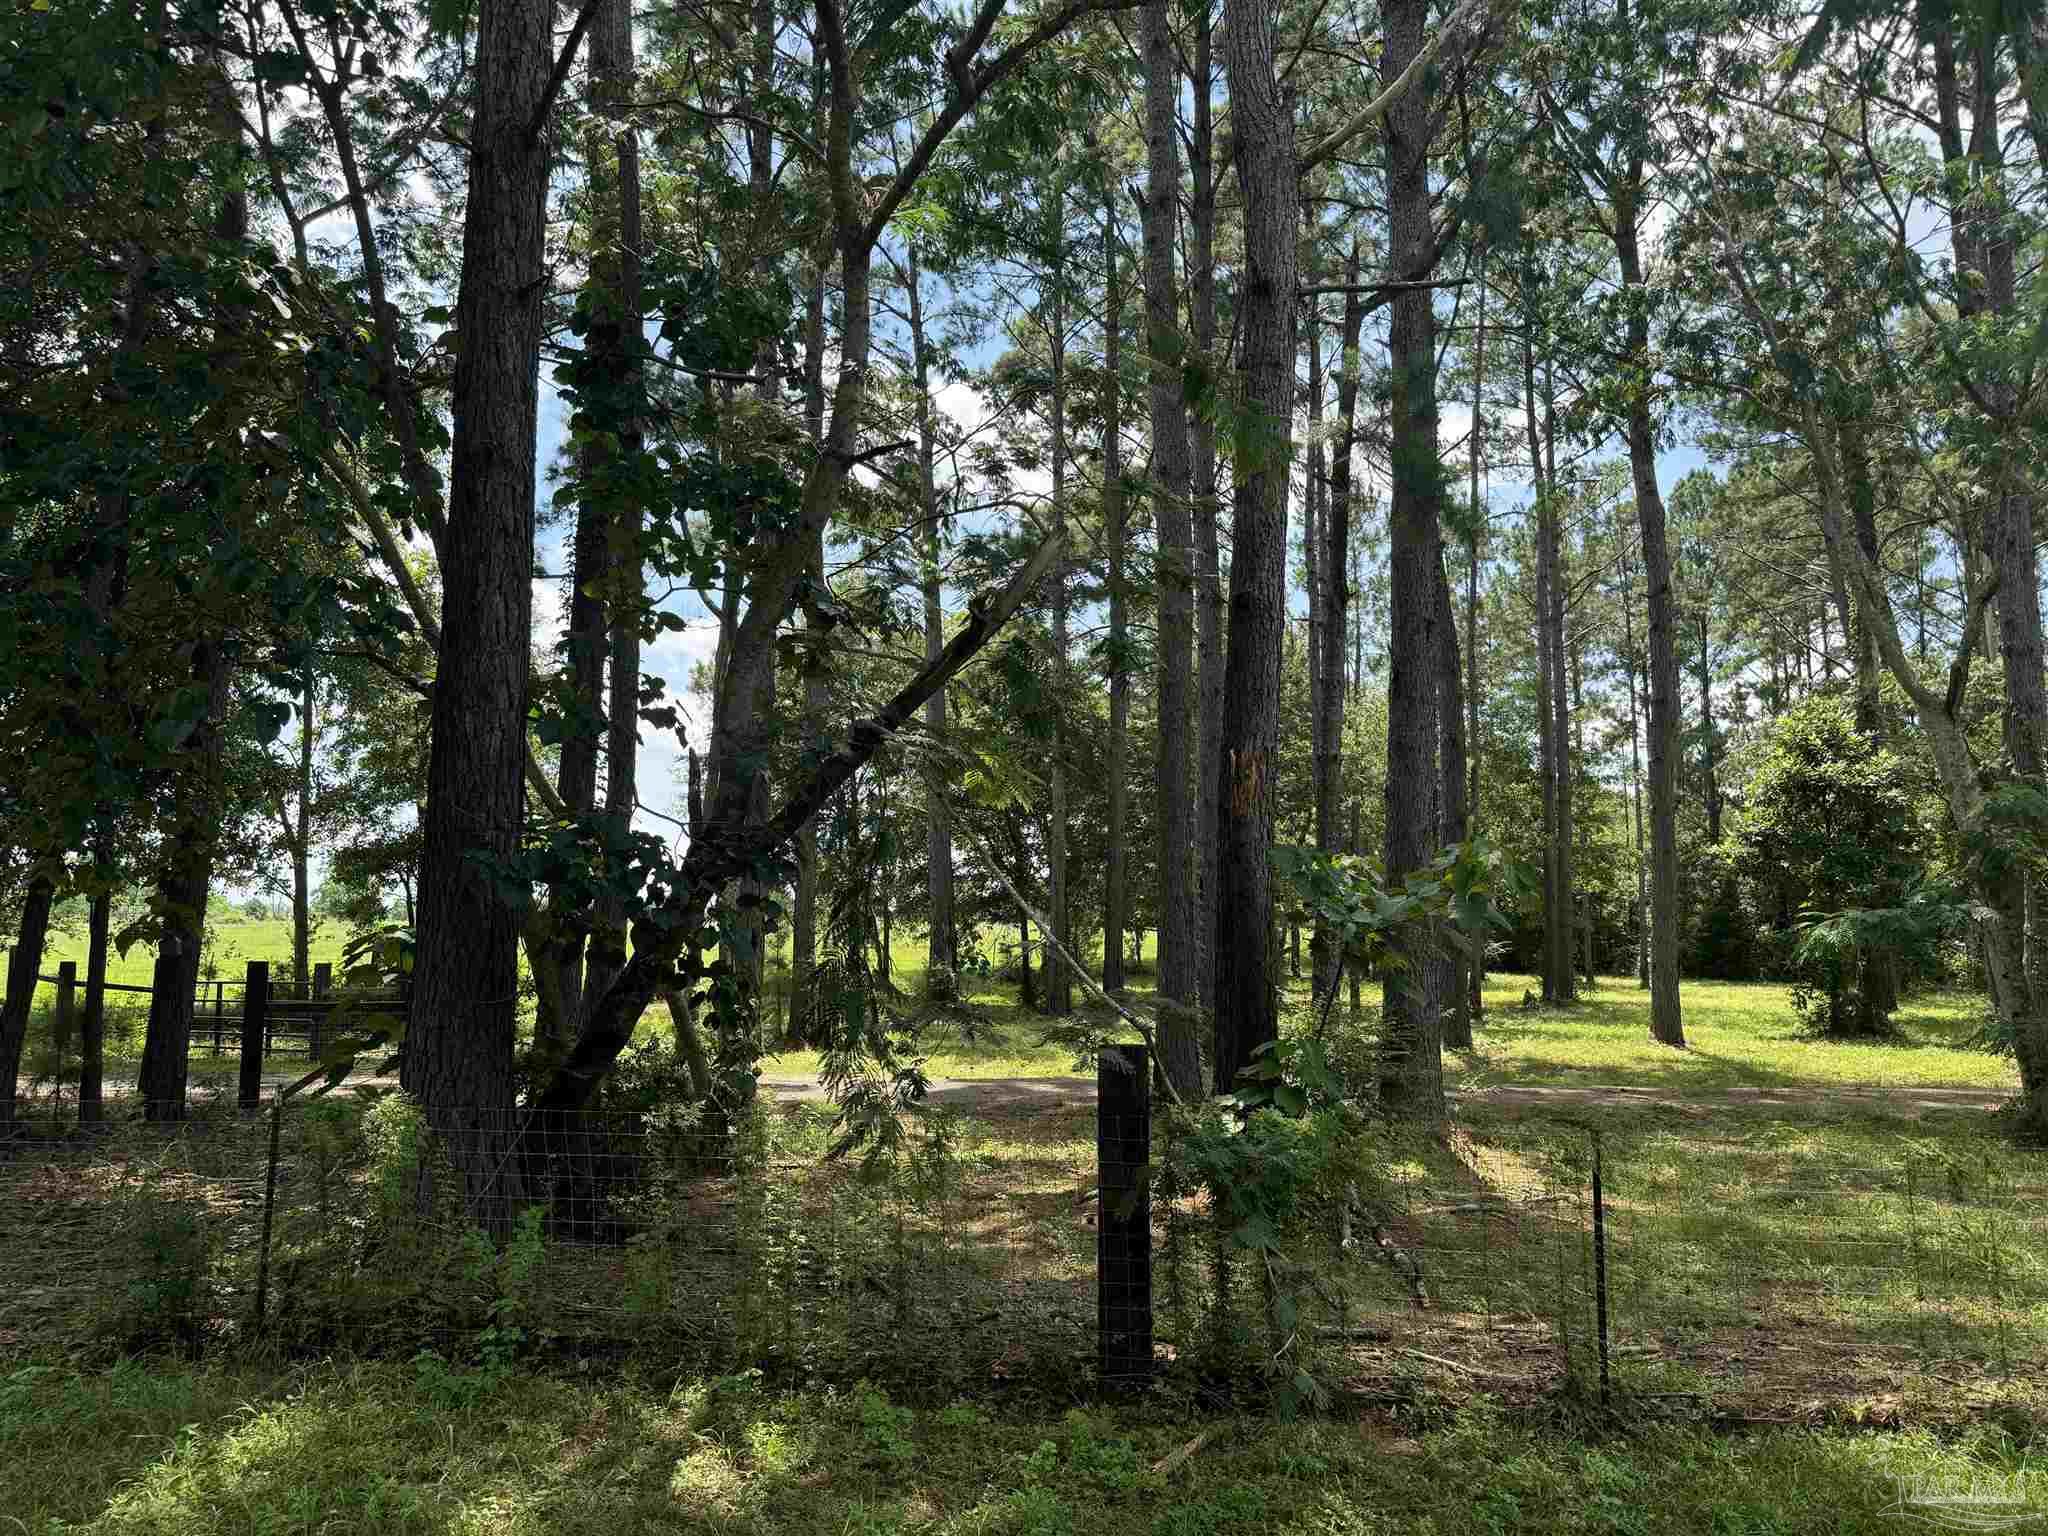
[578,0,655,1042]
[546,0,646,1038]
[1102,199,1129,994]
[293,677,313,994]
[547,360,613,1042]
[1572,639,1594,985]
[1458,237,1490,1036]
[407,0,555,1162]
[1211,0,1297,1097]
[138,641,233,1119]
[1525,322,1562,1004]
[1622,541,1650,987]
[1438,560,1473,1049]
[1544,363,1574,1004]
[0,879,55,1129]
[1464,235,1487,1030]
[1304,301,1328,996]
[794,232,831,1022]
[1044,187,1073,1016]
[725,6,782,1011]
[1140,0,1201,1096]
[1349,798,1364,1014]
[1615,171,1685,1048]
[1190,0,1224,1013]
[907,261,958,1002]
[1695,608,1721,844]
[1377,0,1448,1116]
[1840,419,1885,735]
[1314,240,1363,1008]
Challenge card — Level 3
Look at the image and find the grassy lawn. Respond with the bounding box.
[20,916,2020,1103]
[1448,979,2013,1097]
[7,1354,2046,1536]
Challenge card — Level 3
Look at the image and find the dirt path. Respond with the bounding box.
[759,1075,2010,1120]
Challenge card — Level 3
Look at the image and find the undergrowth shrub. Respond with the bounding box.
[102,1177,214,1352]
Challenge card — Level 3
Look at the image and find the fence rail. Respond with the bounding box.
[1,1050,2043,1414]
[28,960,407,1095]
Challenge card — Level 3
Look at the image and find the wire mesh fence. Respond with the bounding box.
[0,1083,2042,1415]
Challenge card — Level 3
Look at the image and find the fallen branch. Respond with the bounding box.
[1344,1182,1430,1308]
[1151,1424,1220,1476]
[1396,1348,1530,1386]
[960,825,1184,1107]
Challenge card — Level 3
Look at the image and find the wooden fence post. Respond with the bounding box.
[310,962,332,1059]
[1097,1042,1153,1390]
[53,960,78,1064]
[239,961,269,1111]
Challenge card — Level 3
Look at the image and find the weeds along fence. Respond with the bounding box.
[1,1071,2043,1413]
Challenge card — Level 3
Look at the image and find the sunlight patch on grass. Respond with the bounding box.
[1448,974,2015,1096]
[6,1357,2047,1535]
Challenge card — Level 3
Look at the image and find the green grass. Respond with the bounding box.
[22,911,2021,1104]
[40,916,350,988]
[4,1355,2045,1535]
[1446,976,2015,1097]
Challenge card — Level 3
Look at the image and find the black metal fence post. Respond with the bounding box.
[310,961,332,1060]
[253,1097,284,1328]
[239,961,270,1111]
[1098,1042,1153,1390]
[1591,1128,1611,1409]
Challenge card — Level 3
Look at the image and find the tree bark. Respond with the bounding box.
[1315,241,1363,1010]
[406,0,556,1165]
[1464,235,1486,1030]
[138,640,234,1119]
[1189,0,1224,1013]
[1622,539,1650,988]
[1304,300,1328,995]
[1438,559,1473,1050]
[907,260,958,1002]
[1102,199,1129,994]
[0,879,55,1130]
[794,234,831,1021]
[1044,184,1073,1017]
[1572,639,1594,985]
[1211,0,1297,1097]
[1525,320,1562,1004]
[1841,418,1885,735]
[1377,0,1448,1115]
[1546,363,1574,1003]
[293,677,314,994]
[1140,0,1201,1095]
[1615,175,1685,1048]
